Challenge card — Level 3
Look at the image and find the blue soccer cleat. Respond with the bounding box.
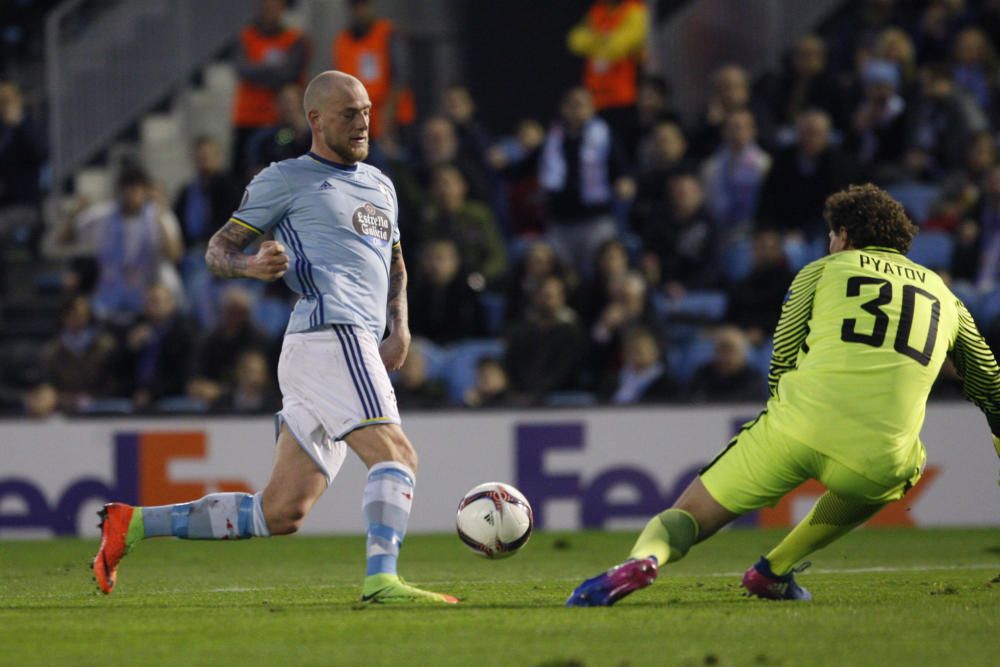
[566,557,659,607]
[741,556,812,601]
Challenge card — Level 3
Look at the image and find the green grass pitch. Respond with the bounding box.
[2,528,999,666]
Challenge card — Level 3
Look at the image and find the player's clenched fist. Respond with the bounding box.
[249,240,290,281]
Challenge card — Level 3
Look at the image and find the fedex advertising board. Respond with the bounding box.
[0,405,995,537]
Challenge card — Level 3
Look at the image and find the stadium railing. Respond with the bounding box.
[45,0,256,195]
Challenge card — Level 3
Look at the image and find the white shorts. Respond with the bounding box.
[275,324,400,484]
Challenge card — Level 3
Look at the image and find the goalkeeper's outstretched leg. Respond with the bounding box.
[566,477,738,607]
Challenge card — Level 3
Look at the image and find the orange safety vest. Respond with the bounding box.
[333,18,416,138]
[582,0,644,110]
[232,25,303,128]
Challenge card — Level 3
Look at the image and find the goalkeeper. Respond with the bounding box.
[568,183,1000,605]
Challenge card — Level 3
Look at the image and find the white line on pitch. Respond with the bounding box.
[201,562,1000,592]
[2,562,997,600]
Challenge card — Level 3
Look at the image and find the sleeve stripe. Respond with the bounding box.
[229,216,263,234]
[768,261,826,395]
[950,300,1000,415]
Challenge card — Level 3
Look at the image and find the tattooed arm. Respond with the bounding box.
[205,220,289,281]
[379,243,411,371]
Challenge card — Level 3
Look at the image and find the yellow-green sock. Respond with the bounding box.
[628,509,699,565]
[766,492,884,575]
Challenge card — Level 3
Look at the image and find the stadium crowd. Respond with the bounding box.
[3,0,1000,416]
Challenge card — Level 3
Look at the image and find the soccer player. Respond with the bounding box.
[567,184,1000,605]
[92,71,457,605]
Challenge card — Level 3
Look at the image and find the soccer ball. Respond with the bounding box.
[456,482,533,559]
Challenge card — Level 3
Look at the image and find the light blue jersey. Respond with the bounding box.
[229,152,400,339]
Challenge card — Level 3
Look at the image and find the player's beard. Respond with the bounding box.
[327,133,368,165]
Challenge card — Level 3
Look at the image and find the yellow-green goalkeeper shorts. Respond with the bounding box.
[699,411,925,514]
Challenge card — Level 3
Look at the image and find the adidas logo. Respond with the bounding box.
[320,181,334,191]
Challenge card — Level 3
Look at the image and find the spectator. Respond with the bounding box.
[442,85,492,174]
[40,295,118,412]
[420,116,492,201]
[487,119,545,175]
[906,64,988,179]
[576,237,630,327]
[725,230,796,345]
[757,109,857,238]
[172,135,244,333]
[963,129,999,184]
[503,240,575,327]
[589,270,660,390]
[46,166,184,324]
[823,0,903,75]
[212,349,281,413]
[539,86,631,277]
[630,75,682,162]
[607,325,678,404]
[333,0,415,143]
[121,283,196,409]
[244,82,312,175]
[487,118,546,236]
[566,0,649,146]
[923,173,978,232]
[690,64,752,159]
[408,238,487,344]
[419,164,507,288]
[230,0,306,178]
[22,383,58,419]
[873,27,918,101]
[849,58,909,181]
[760,35,842,144]
[464,356,512,408]
[688,326,767,403]
[505,274,586,404]
[951,26,999,118]
[392,116,491,226]
[633,172,718,296]
[0,80,45,255]
[634,119,690,199]
[912,0,971,65]
[952,164,1000,291]
[701,110,771,242]
[391,341,448,410]
[174,136,243,252]
[188,286,270,406]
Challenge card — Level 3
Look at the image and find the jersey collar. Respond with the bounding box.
[307,151,359,172]
[861,245,902,255]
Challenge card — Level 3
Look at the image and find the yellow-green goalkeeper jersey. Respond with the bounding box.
[767,246,1000,483]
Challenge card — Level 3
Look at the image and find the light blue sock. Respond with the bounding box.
[140,492,271,539]
[363,462,415,577]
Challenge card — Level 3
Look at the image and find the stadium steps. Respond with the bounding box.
[64,59,239,207]
[73,167,113,204]
[142,61,238,201]
[140,110,190,200]
[179,62,237,163]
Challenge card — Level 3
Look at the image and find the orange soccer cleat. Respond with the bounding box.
[92,503,139,595]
